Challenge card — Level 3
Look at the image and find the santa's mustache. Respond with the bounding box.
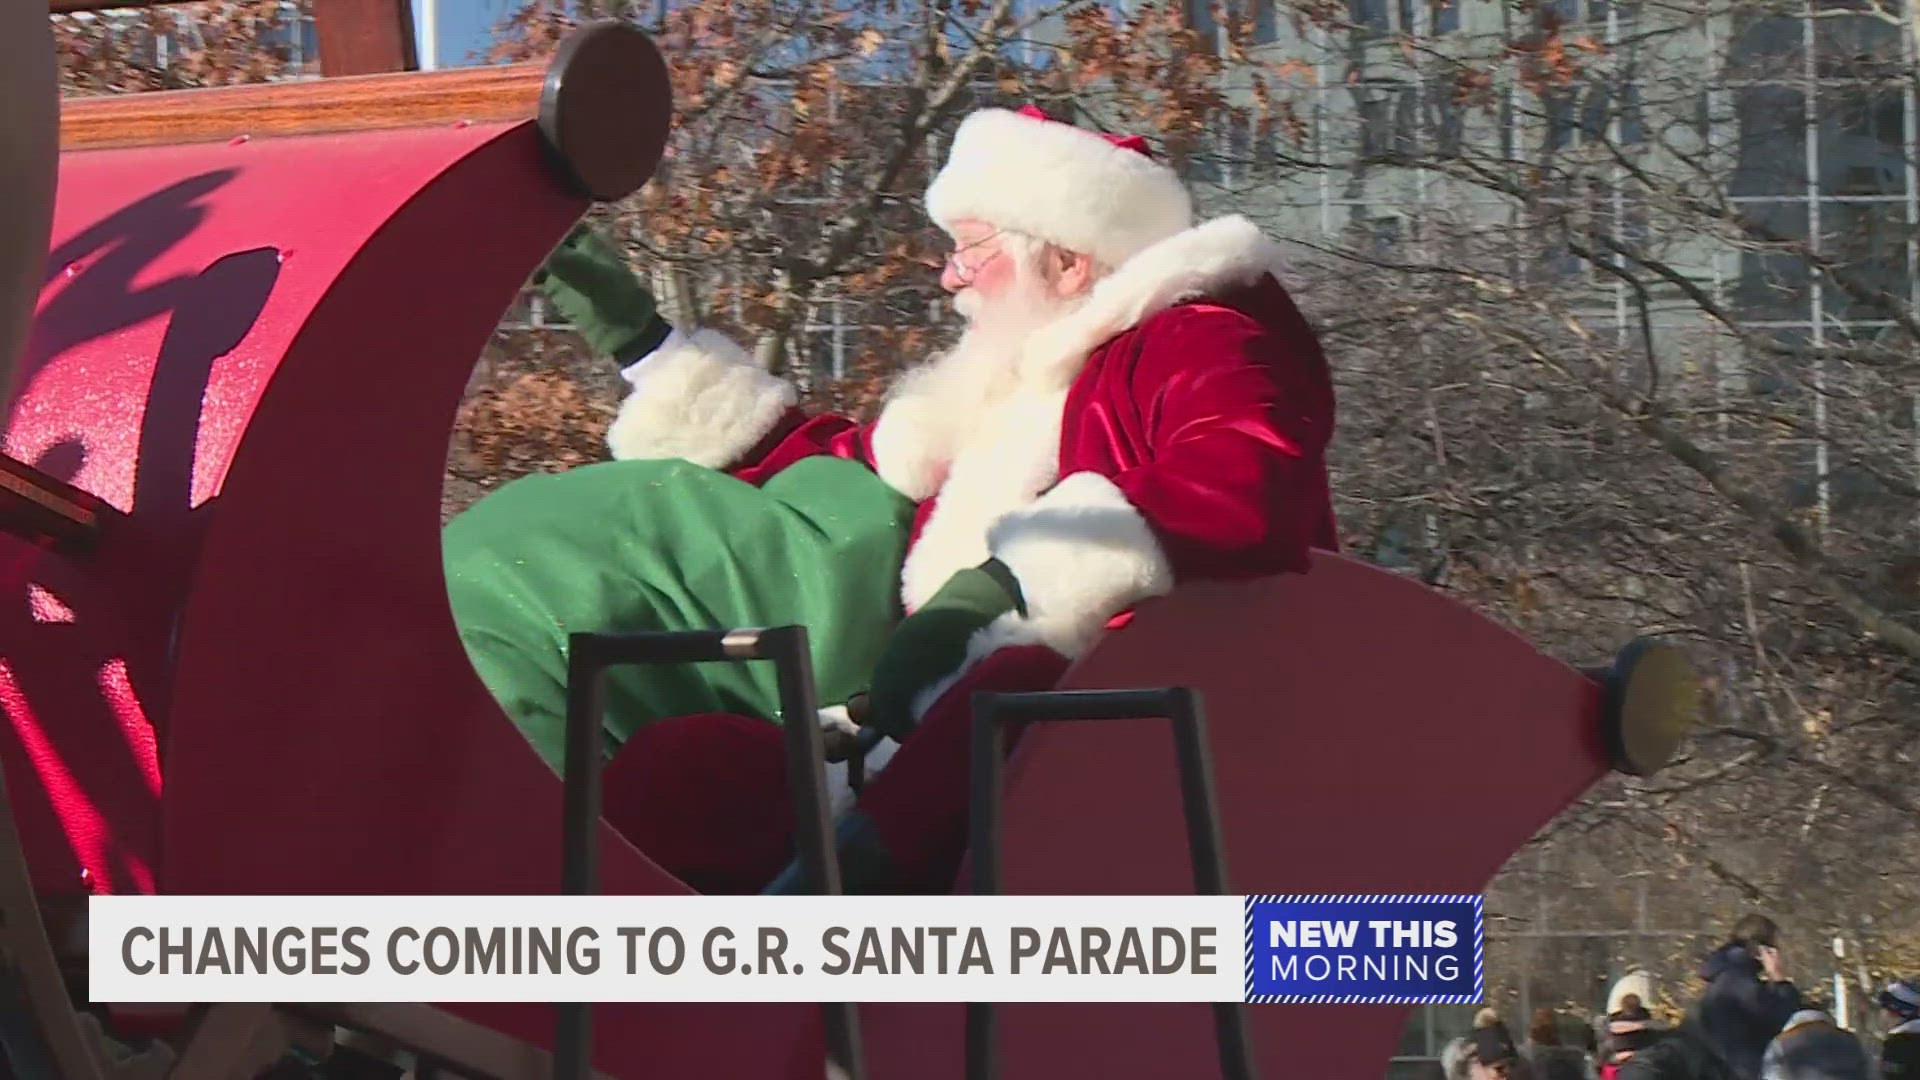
[952,276,1085,335]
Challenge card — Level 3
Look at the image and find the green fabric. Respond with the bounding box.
[443,456,917,770]
[862,561,1023,741]
[533,223,665,360]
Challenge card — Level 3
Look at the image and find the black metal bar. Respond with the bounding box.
[965,694,1006,1080]
[574,628,741,666]
[761,626,840,898]
[561,636,608,897]
[975,688,1201,723]
[1163,689,1258,1080]
[556,627,864,1080]
[1165,688,1228,898]
[761,627,867,1078]
[966,687,1256,1080]
[556,637,608,1080]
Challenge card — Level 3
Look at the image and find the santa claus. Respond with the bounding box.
[605,104,1337,892]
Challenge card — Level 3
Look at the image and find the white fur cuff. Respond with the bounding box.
[904,472,1172,724]
[604,327,796,467]
[985,470,1175,660]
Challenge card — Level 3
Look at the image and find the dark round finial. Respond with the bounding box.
[1600,636,1700,776]
[537,21,673,202]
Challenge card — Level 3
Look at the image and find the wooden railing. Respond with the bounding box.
[60,62,548,151]
[0,455,112,552]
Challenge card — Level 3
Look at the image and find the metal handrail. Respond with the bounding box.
[967,687,1256,1080]
[558,626,864,1080]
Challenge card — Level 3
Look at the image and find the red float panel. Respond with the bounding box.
[8,121,823,1076]
[862,555,1607,1078]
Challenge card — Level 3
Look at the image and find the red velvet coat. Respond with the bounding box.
[606,214,1337,676]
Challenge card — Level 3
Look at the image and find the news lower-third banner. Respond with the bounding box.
[89,893,1482,1004]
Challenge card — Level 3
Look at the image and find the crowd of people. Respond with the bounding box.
[1440,916,1920,1080]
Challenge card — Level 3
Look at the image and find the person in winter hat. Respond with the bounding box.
[1466,1010,1538,1079]
[1696,914,1805,1080]
[1525,1006,1595,1080]
[1761,1008,1870,1080]
[609,103,1337,892]
[1602,997,1658,1079]
[1617,1023,1739,1080]
[1878,978,1920,1079]
[1445,1034,1479,1080]
[1604,1027,1662,1080]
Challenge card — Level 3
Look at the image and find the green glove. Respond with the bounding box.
[533,223,670,362]
[863,559,1026,741]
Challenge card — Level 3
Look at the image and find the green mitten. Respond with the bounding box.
[534,223,670,361]
[863,559,1026,741]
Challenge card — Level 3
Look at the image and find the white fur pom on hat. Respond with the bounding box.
[925,106,1194,271]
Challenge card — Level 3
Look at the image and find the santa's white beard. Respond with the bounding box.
[940,272,1086,416]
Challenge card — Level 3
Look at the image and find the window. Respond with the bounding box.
[1367,213,1406,258]
[1618,80,1646,144]
[1252,0,1279,42]
[1186,0,1285,46]
[1351,0,1455,35]
[1185,0,1220,49]
[1823,198,1911,319]
[1542,78,1648,154]
[1227,111,1251,185]
[1357,80,1418,158]
[1253,116,1279,178]
[1821,85,1905,196]
[1544,86,1579,153]
[1426,75,1465,156]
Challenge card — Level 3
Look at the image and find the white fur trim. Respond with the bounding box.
[868,359,968,501]
[896,390,1066,610]
[1017,215,1290,391]
[604,327,796,466]
[926,108,1194,271]
[906,472,1172,724]
[986,471,1173,657]
[874,215,1286,607]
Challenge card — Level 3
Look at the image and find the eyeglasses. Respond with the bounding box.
[942,230,1004,283]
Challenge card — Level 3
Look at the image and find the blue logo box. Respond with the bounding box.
[1243,894,1483,1004]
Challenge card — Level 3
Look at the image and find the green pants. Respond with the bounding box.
[443,456,917,770]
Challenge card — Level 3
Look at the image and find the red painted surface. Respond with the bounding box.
[0,536,160,895]
[862,555,1607,1078]
[7,121,824,1075]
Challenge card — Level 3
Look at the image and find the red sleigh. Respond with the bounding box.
[0,19,1696,1080]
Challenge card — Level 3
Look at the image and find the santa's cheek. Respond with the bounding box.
[972,259,1018,294]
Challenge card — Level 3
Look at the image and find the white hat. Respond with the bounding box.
[924,105,1194,271]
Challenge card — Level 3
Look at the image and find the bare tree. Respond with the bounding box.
[1182,0,1920,1018]
[464,0,1919,1030]
[52,0,314,92]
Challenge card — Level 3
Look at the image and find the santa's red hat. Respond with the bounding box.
[925,105,1194,270]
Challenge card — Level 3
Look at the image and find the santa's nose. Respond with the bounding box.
[939,259,968,293]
